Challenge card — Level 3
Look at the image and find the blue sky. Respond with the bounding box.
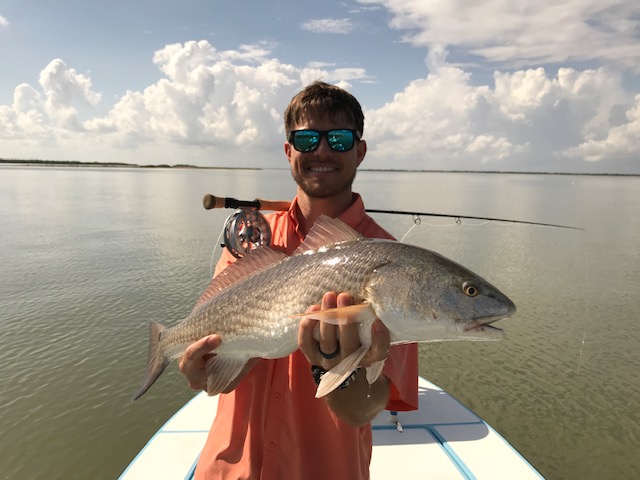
[1,0,639,173]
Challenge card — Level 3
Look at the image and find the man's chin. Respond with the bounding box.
[293,173,356,199]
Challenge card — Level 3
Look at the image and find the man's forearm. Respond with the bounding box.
[325,372,390,427]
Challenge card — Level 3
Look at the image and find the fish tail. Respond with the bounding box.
[131,322,169,401]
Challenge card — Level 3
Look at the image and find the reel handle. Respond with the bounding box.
[203,194,290,212]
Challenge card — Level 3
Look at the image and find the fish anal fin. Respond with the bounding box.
[315,346,369,398]
[290,303,377,325]
[293,216,364,256]
[204,355,249,396]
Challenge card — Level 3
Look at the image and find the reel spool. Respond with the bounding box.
[222,209,272,258]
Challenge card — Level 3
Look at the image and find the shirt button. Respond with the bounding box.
[267,442,276,450]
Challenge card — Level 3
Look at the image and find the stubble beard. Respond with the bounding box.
[292,169,357,199]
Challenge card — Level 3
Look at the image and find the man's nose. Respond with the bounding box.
[314,135,334,155]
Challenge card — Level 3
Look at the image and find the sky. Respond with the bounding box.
[1,0,639,174]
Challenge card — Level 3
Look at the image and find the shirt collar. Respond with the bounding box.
[286,193,366,233]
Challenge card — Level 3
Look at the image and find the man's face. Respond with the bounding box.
[284,114,366,199]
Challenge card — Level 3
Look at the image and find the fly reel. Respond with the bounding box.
[222,209,272,258]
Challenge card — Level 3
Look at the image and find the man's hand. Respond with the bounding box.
[298,291,391,426]
[178,335,258,394]
[298,291,390,370]
[179,335,222,391]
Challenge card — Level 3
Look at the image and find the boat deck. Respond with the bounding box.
[120,377,543,479]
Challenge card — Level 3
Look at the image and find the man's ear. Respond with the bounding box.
[284,141,293,165]
[356,139,367,167]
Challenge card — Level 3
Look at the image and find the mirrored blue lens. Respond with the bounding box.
[326,130,355,151]
[291,129,356,152]
[293,131,321,152]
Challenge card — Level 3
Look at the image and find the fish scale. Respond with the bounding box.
[132,216,516,401]
[166,246,380,356]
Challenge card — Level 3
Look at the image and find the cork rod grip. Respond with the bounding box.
[202,194,290,212]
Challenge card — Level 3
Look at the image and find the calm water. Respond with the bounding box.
[0,166,639,479]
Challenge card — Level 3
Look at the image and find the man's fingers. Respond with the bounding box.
[336,293,360,354]
[179,335,222,391]
[298,317,319,359]
[360,320,390,367]
[181,335,221,367]
[318,292,338,357]
[298,292,390,371]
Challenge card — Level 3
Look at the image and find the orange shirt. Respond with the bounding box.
[194,194,419,480]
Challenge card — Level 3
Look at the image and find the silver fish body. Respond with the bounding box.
[132,216,516,401]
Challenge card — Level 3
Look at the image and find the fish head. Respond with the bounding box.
[365,245,516,343]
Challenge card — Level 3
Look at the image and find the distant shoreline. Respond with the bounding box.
[0,158,636,176]
[0,159,261,171]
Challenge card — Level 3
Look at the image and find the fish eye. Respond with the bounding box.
[462,281,479,297]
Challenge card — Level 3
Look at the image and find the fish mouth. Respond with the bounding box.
[464,316,501,331]
[463,301,516,336]
[462,315,508,338]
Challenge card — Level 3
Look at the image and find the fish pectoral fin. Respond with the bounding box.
[315,346,368,398]
[365,360,385,385]
[204,355,248,396]
[290,304,377,326]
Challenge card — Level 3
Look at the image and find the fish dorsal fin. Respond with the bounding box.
[192,247,288,311]
[293,215,364,256]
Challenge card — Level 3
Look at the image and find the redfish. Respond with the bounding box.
[132,216,515,401]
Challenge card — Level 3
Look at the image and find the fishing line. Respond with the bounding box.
[209,216,229,278]
[576,228,590,376]
[399,216,421,242]
[397,215,496,242]
[416,220,492,228]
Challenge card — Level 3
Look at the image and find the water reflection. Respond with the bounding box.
[0,167,638,479]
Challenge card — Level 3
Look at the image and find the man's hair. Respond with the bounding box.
[284,81,365,139]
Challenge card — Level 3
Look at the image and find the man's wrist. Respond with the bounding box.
[311,365,358,390]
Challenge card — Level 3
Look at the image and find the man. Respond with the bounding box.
[179,81,419,479]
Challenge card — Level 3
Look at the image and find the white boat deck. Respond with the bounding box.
[370,379,542,479]
[120,377,543,479]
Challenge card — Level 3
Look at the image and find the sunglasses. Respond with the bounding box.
[288,129,361,153]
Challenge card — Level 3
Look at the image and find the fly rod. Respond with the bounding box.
[203,194,291,212]
[202,194,583,231]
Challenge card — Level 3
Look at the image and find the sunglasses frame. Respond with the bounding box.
[288,129,361,153]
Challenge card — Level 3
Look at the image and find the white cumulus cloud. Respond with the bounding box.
[564,94,640,162]
[38,59,102,130]
[0,38,638,173]
[357,0,640,72]
[364,62,633,171]
[0,40,372,164]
